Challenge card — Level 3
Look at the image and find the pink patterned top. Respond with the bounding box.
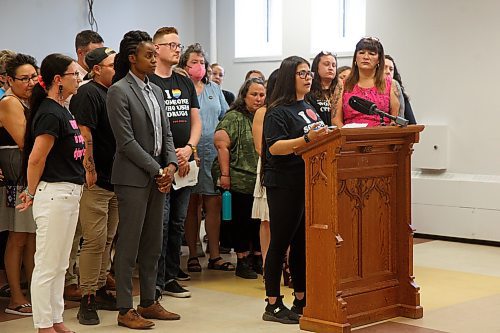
[342,76,392,127]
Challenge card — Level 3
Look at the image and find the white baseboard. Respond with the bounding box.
[411,171,500,242]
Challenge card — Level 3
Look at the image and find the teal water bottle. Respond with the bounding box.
[222,190,232,221]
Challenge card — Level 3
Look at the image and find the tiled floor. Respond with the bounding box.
[1,239,500,332]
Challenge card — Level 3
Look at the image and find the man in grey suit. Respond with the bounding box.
[106,30,180,330]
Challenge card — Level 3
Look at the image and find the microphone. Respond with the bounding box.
[348,96,377,115]
[348,96,409,127]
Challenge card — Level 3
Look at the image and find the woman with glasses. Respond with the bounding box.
[179,44,230,274]
[0,53,38,316]
[17,53,84,333]
[307,51,338,126]
[262,56,329,324]
[332,37,400,127]
[212,78,266,278]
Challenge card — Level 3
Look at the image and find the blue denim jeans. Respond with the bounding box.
[156,186,192,288]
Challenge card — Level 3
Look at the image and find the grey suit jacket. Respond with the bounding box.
[107,72,177,187]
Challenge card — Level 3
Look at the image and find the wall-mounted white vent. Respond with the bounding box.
[413,125,448,170]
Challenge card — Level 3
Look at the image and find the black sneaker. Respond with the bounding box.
[251,254,263,275]
[290,295,306,315]
[95,286,118,311]
[262,296,299,324]
[175,269,191,281]
[235,258,258,279]
[77,294,100,325]
[163,280,191,298]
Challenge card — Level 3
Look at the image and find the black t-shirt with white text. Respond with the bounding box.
[33,98,85,185]
[263,100,325,189]
[308,94,332,126]
[149,72,200,148]
[70,80,115,191]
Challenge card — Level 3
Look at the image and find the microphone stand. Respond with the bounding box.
[370,105,409,127]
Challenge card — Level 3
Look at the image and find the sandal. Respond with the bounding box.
[187,257,202,272]
[0,284,11,298]
[207,257,235,271]
[5,303,32,316]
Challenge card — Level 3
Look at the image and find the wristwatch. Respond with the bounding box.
[303,133,311,143]
[187,143,197,154]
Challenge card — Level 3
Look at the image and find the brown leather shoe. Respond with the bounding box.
[117,309,155,329]
[63,284,82,301]
[137,301,180,320]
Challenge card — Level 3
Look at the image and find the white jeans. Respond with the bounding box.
[31,181,83,329]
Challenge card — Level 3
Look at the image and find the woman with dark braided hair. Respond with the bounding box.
[16,53,84,333]
[106,30,179,329]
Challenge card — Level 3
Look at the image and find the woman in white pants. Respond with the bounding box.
[17,53,84,333]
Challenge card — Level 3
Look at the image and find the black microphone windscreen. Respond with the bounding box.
[348,96,376,115]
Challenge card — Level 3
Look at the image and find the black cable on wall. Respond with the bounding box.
[87,0,98,32]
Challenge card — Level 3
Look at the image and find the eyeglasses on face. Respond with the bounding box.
[157,42,184,51]
[99,63,114,69]
[13,74,39,84]
[61,71,80,78]
[296,70,315,79]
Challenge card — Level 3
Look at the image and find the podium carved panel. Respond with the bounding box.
[296,126,424,333]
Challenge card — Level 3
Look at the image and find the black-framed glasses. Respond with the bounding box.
[61,71,80,78]
[99,63,114,69]
[13,74,39,84]
[296,70,315,79]
[157,42,184,51]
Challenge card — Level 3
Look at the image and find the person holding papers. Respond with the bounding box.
[331,37,400,127]
[150,27,201,298]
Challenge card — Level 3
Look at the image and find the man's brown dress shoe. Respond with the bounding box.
[137,301,180,320]
[117,309,155,329]
[63,284,82,301]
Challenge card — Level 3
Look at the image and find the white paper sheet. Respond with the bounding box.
[172,160,199,190]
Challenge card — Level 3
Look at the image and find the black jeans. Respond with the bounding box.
[230,190,261,254]
[157,186,192,286]
[264,186,306,297]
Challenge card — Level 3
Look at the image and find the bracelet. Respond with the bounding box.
[221,174,230,177]
[24,188,35,200]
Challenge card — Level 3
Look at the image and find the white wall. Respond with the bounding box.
[3,0,500,241]
[215,0,500,241]
[0,0,196,63]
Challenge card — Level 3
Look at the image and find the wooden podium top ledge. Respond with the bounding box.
[295,125,425,155]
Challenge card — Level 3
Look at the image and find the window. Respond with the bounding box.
[234,0,282,59]
[310,0,366,55]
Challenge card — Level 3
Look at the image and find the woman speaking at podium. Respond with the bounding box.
[331,37,400,127]
[261,56,328,324]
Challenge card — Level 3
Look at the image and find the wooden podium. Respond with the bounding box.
[295,126,424,333]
